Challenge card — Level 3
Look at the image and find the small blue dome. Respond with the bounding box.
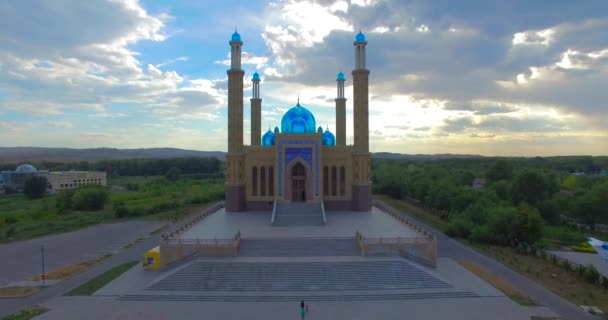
[280,102,317,134]
[252,72,260,81]
[15,164,37,173]
[231,31,241,42]
[337,72,345,80]
[262,129,275,146]
[274,126,280,133]
[322,129,336,146]
[356,31,365,42]
[317,126,323,132]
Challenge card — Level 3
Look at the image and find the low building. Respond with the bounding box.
[0,164,106,193]
[41,170,107,192]
[472,177,486,189]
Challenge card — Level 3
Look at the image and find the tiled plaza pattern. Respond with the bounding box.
[146,260,452,292]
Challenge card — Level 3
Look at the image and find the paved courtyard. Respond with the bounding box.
[179,207,419,239]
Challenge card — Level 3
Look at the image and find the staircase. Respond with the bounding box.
[146,260,452,292]
[273,201,323,226]
[238,238,359,257]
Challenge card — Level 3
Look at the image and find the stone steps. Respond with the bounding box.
[273,202,323,226]
[147,260,451,292]
[118,291,479,302]
[237,238,359,257]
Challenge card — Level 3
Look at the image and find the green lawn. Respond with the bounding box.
[0,176,224,242]
[65,261,139,296]
[1,306,48,320]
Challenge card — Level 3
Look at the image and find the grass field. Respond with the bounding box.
[65,261,139,296]
[0,306,48,320]
[0,175,224,242]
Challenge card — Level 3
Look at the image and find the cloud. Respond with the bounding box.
[0,0,223,119]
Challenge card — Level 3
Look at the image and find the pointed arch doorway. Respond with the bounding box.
[291,162,306,201]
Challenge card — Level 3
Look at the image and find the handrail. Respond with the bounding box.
[270,200,277,225]
[321,201,327,225]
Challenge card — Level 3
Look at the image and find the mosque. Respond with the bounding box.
[224,31,371,212]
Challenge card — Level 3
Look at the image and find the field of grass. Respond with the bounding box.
[456,260,537,306]
[0,306,48,320]
[474,244,608,313]
[0,176,224,242]
[65,261,139,296]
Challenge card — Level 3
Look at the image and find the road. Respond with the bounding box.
[0,221,165,285]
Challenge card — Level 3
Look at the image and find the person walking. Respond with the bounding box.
[301,307,306,319]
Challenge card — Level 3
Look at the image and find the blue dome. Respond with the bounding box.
[15,164,37,173]
[322,129,336,146]
[262,129,275,146]
[231,31,241,42]
[337,72,345,80]
[280,103,316,134]
[252,71,260,81]
[317,126,323,132]
[356,31,365,42]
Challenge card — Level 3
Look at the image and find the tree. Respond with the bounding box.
[23,175,48,199]
[71,186,109,211]
[511,170,549,206]
[574,181,608,229]
[165,167,181,181]
[486,160,513,182]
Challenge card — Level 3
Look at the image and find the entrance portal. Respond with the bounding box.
[291,162,306,201]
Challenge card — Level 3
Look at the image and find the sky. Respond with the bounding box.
[0,0,607,156]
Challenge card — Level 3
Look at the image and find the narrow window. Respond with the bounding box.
[268,166,274,196]
[252,166,258,196]
[340,166,346,196]
[323,166,329,196]
[261,166,266,196]
[331,166,337,196]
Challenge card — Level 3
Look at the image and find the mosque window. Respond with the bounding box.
[252,166,258,196]
[269,166,274,196]
[331,166,337,196]
[323,166,329,196]
[261,166,266,196]
[340,166,346,196]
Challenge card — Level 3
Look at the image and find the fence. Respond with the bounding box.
[161,201,224,240]
[160,231,241,266]
[513,241,608,290]
[355,231,437,267]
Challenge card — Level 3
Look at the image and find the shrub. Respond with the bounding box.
[56,190,74,214]
[445,217,473,238]
[24,175,48,199]
[583,265,600,284]
[113,200,129,218]
[72,186,109,211]
[165,167,181,181]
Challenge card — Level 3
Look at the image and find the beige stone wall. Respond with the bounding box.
[245,146,276,201]
[321,145,353,200]
[45,171,106,191]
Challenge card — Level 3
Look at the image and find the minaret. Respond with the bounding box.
[250,72,262,145]
[351,31,371,211]
[225,31,246,211]
[335,72,346,145]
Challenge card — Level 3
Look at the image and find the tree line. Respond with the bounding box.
[372,157,608,246]
[1,157,223,177]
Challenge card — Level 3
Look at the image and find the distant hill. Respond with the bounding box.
[372,152,484,160]
[0,147,485,163]
[0,147,226,163]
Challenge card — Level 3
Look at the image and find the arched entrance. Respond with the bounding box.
[291,162,306,201]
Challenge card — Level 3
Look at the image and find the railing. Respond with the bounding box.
[321,201,327,225]
[370,199,438,267]
[160,231,241,266]
[355,231,437,267]
[270,200,277,225]
[161,201,224,240]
